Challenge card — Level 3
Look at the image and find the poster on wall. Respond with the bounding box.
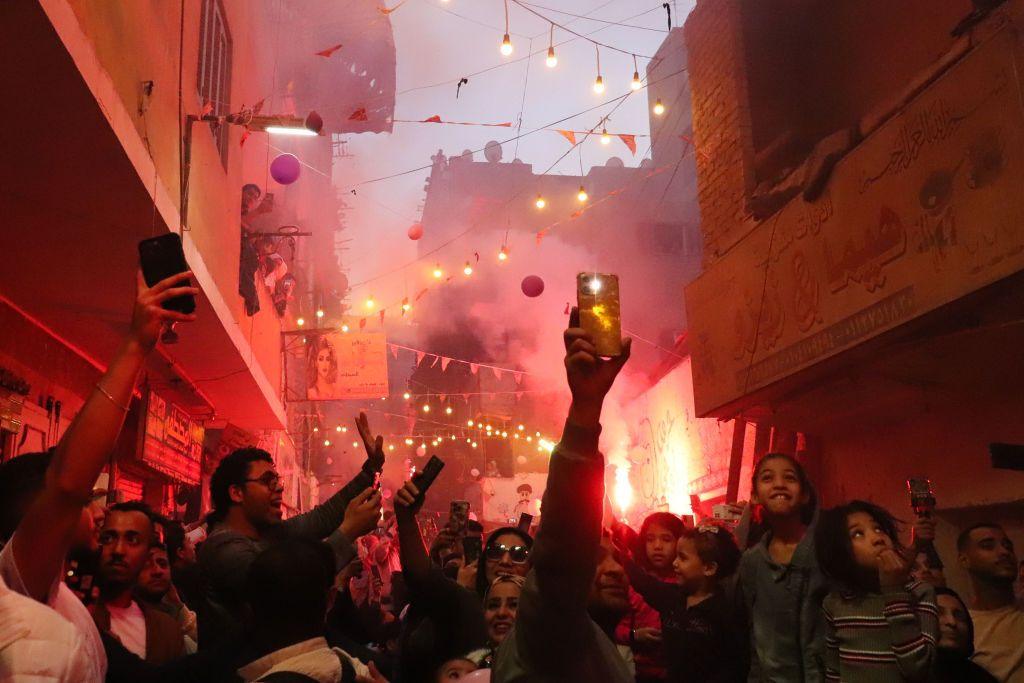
[303,332,389,401]
[480,472,546,526]
[139,389,204,484]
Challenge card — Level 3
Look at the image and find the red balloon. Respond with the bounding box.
[521,275,545,298]
[407,223,424,240]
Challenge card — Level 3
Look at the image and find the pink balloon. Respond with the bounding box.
[270,153,301,185]
[460,670,491,682]
[470,468,481,478]
[416,444,427,457]
[407,223,424,240]
[521,275,544,298]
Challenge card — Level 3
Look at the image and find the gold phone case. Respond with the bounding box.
[577,272,622,357]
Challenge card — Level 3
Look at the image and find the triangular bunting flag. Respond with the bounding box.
[514,372,523,385]
[315,43,344,58]
[416,351,426,365]
[470,363,479,375]
[492,367,503,381]
[415,288,429,302]
[359,318,367,329]
[440,357,451,371]
[349,107,368,121]
[379,309,386,325]
[556,130,576,146]
[389,344,399,359]
[439,394,446,402]
[515,392,524,401]
[422,115,442,123]
[619,134,637,155]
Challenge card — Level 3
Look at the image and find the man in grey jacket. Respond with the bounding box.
[494,308,635,683]
[197,413,384,650]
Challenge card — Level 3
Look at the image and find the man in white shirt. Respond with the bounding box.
[959,522,1024,682]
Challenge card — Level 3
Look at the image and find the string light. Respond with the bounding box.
[323,439,331,446]
[405,438,414,445]
[463,262,473,276]
[403,391,411,400]
[577,186,588,202]
[422,404,431,413]
[352,441,359,448]
[445,406,453,415]
[500,34,513,56]
[467,419,475,427]
[472,442,478,448]
[653,98,665,116]
[312,426,319,433]
[518,424,524,431]
[388,444,395,451]
[535,194,546,209]
[336,426,342,432]
[341,324,349,333]
[433,264,443,279]
[365,296,376,310]
[546,24,557,67]
[402,301,412,313]
[631,54,642,91]
[316,309,324,319]
[297,317,305,326]
[498,245,509,261]
[593,45,604,94]
[601,128,611,145]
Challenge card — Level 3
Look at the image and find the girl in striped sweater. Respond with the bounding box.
[815,500,939,682]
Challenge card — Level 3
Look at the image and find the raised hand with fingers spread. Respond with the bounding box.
[356,411,386,474]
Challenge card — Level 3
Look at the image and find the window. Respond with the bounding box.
[197,0,232,167]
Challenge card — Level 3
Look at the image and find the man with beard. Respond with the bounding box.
[136,544,198,651]
[91,502,185,665]
[493,308,635,682]
[958,523,1024,682]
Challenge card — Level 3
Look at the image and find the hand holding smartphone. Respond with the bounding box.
[138,234,197,314]
[576,272,622,357]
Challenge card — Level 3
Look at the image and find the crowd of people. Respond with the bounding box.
[0,273,1022,682]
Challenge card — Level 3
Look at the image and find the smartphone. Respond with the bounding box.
[449,500,470,536]
[517,512,534,532]
[712,503,742,523]
[906,478,936,516]
[576,272,622,357]
[411,455,445,498]
[462,535,482,564]
[138,234,196,314]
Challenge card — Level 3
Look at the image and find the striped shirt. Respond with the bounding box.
[823,581,938,682]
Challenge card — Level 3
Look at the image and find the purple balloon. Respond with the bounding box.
[270,153,301,185]
[521,275,545,298]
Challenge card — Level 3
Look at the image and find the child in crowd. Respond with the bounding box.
[815,500,939,682]
[624,523,748,682]
[739,453,829,682]
[616,512,685,683]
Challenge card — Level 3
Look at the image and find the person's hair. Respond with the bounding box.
[106,501,159,545]
[516,484,532,494]
[245,537,335,643]
[680,524,742,579]
[637,512,685,570]
[484,574,526,602]
[306,335,338,388]
[0,450,52,542]
[752,452,817,522]
[815,500,904,592]
[163,519,186,563]
[956,522,1004,553]
[242,183,261,196]
[476,526,533,597]
[934,586,975,656]
[208,448,274,525]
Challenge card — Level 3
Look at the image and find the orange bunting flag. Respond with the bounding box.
[201,100,214,116]
[315,43,344,58]
[239,130,251,147]
[379,310,386,325]
[556,130,577,146]
[349,108,368,121]
[536,231,545,245]
[378,0,407,14]
[570,210,583,219]
[619,134,637,155]
[422,115,442,123]
[415,288,429,302]
[359,318,367,330]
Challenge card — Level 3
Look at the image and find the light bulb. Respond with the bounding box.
[446,406,453,415]
[502,431,508,438]
[402,302,412,312]
[403,392,411,400]
[467,419,474,427]
[577,186,588,202]
[341,324,349,333]
[316,309,324,318]
[631,71,642,90]
[422,404,430,413]
[405,438,414,445]
[500,34,513,56]
[535,194,546,209]
[365,296,375,310]
[517,424,524,431]
[593,75,605,94]
[601,128,611,145]
[526,435,532,442]
[433,264,443,279]
[653,98,665,116]
[472,442,478,448]
[450,434,456,440]
[297,317,305,326]
[463,262,473,276]
[313,426,319,433]
[388,444,395,451]
[342,426,348,433]
[336,426,342,432]
[352,441,359,448]
[323,439,331,446]
[498,246,508,261]
[546,46,557,68]
[514,433,520,439]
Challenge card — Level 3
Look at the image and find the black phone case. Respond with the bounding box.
[412,456,445,496]
[138,234,196,314]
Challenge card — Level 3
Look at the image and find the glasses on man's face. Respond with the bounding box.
[485,543,530,564]
[243,472,282,490]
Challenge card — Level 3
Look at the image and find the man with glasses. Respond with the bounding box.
[197,412,385,651]
[89,502,185,665]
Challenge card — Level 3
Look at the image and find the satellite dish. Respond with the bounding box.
[605,157,625,168]
[511,158,524,165]
[460,149,474,162]
[483,140,503,163]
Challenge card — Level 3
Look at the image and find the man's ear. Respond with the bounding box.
[229,483,245,505]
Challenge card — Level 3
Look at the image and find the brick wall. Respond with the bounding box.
[683,0,756,266]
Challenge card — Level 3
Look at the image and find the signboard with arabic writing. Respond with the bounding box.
[139,389,204,484]
[685,29,1024,416]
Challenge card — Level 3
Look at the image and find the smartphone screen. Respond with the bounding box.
[576,272,622,357]
[138,234,196,314]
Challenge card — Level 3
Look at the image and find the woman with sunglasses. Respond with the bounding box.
[474,528,534,599]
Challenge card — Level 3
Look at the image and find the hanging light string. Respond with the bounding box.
[509,0,655,58]
[517,1,669,32]
[593,45,605,93]
[546,23,557,68]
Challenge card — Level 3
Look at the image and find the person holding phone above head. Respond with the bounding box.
[307,335,339,400]
[0,269,198,683]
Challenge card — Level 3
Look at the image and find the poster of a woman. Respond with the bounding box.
[306,335,338,400]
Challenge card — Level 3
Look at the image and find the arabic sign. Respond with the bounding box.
[304,332,389,401]
[140,390,204,484]
[685,29,1024,416]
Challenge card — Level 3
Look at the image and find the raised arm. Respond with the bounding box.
[13,271,196,602]
[622,555,680,614]
[283,411,384,539]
